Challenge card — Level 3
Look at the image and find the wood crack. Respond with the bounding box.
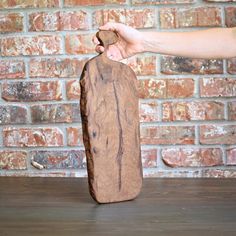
[112,81,123,191]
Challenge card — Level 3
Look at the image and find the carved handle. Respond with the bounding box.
[96,30,118,48]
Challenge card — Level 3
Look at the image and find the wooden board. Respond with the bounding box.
[80,31,143,203]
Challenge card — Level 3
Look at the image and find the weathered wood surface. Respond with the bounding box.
[80,31,143,203]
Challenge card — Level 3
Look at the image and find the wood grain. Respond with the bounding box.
[80,31,143,203]
[1,177,236,236]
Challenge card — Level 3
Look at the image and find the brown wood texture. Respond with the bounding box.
[1,177,236,236]
[80,31,143,203]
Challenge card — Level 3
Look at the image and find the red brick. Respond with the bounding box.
[0,13,23,33]
[229,102,236,120]
[66,80,80,100]
[65,0,126,6]
[200,78,236,97]
[139,100,159,122]
[202,169,236,178]
[2,81,62,102]
[162,101,225,121]
[141,149,157,168]
[138,78,194,99]
[160,7,222,29]
[0,0,59,9]
[65,34,95,54]
[161,56,223,75]
[226,148,236,165]
[132,0,194,4]
[162,148,223,167]
[1,35,62,56]
[0,151,27,170]
[126,55,156,76]
[67,126,84,146]
[200,125,236,145]
[0,60,25,79]
[3,127,63,147]
[31,103,81,123]
[0,105,27,124]
[140,126,195,145]
[93,9,155,29]
[29,58,87,78]
[29,11,89,31]
[30,150,86,169]
[60,11,90,30]
[225,7,236,27]
[227,58,236,74]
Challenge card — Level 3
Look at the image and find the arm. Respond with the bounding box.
[94,23,236,60]
[143,28,236,59]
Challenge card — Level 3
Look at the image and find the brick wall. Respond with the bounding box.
[0,0,235,178]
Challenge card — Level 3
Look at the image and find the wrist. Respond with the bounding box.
[141,32,161,54]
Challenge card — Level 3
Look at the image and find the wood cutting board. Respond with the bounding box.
[80,30,143,204]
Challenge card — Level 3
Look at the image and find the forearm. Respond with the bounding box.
[142,27,236,59]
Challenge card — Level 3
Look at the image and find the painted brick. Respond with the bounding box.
[226,148,236,165]
[140,126,195,145]
[93,9,155,29]
[29,58,87,78]
[200,78,236,97]
[162,148,223,167]
[30,150,86,169]
[162,101,225,121]
[160,7,222,29]
[138,78,194,99]
[3,127,63,147]
[0,13,23,33]
[65,34,95,54]
[0,0,59,9]
[200,125,236,145]
[65,0,126,6]
[229,102,236,120]
[126,55,156,76]
[66,80,80,100]
[141,149,157,168]
[0,105,27,124]
[31,103,81,123]
[0,60,25,79]
[225,7,236,27]
[139,100,159,122]
[1,35,62,56]
[202,169,236,178]
[2,81,62,102]
[161,56,223,75]
[0,151,27,170]
[227,58,236,74]
[67,126,84,146]
[132,0,194,4]
[29,11,89,31]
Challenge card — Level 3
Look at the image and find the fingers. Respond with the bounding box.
[92,35,100,45]
[93,35,104,53]
[95,45,104,53]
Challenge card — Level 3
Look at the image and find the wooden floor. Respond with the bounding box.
[0,177,236,236]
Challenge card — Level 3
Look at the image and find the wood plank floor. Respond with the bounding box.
[0,177,236,236]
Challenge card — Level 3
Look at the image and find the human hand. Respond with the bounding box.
[93,22,145,61]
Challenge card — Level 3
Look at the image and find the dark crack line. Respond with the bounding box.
[112,81,123,191]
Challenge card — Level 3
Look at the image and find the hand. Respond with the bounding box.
[93,22,145,61]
